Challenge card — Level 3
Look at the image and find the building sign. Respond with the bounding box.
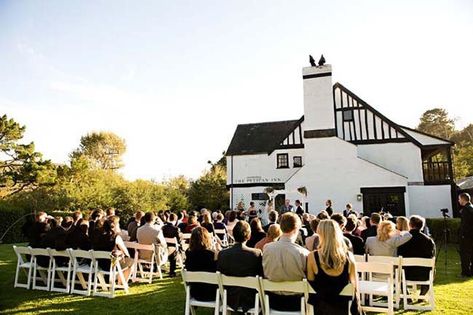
[234,176,283,184]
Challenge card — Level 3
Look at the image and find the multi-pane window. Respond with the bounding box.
[293,156,303,168]
[343,109,354,121]
[277,153,289,169]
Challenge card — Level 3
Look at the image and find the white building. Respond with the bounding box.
[226,64,455,218]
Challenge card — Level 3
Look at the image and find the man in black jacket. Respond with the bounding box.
[361,212,381,242]
[344,216,365,255]
[459,193,473,277]
[398,215,436,293]
[162,213,181,277]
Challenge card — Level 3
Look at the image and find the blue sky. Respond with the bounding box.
[1,0,472,180]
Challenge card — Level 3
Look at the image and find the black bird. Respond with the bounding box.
[318,54,326,66]
[309,55,316,67]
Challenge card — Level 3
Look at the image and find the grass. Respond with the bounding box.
[0,243,472,314]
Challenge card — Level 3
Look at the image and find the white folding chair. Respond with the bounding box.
[13,246,33,289]
[353,254,366,263]
[307,283,355,314]
[214,229,229,247]
[70,249,95,296]
[182,269,220,315]
[49,249,73,293]
[218,274,263,314]
[165,237,184,268]
[357,261,394,315]
[92,250,130,298]
[259,278,309,315]
[181,233,192,251]
[30,247,52,291]
[367,255,402,309]
[401,257,435,311]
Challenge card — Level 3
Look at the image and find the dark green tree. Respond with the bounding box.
[417,108,455,139]
[188,165,229,211]
[0,114,56,197]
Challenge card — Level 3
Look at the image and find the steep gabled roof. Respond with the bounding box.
[226,118,302,156]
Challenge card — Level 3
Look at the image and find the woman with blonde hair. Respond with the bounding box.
[307,219,358,314]
[365,220,412,256]
[255,223,282,251]
[396,216,409,232]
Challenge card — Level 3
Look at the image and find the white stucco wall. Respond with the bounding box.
[303,65,334,131]
[408,185,452,218]
[356,143,424,182]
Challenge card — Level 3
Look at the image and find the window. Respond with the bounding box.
[276,153,289,169]
[343,109,354,121]
[293,156,303,167]
[252,193,269,200]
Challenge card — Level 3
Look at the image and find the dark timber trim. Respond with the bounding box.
[227,182,286,189]
[277,144,305,150]
[303,72,332,80]
[304,128,337,139]
[361,186,406,194]
[350,138,411,145]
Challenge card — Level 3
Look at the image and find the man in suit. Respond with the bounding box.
[137,212,167,261]
[127,211,144,242]
[162,213,182,277]
[459,193,473,277]
[398,215,436,293]
[295,200,304,216]
[361,212,381,242]
[217,221,263,312]
[325,199,334,216]
[343,216,365,255]
[280,199,294,214]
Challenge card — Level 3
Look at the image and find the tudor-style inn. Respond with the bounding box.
[226,63,455,218]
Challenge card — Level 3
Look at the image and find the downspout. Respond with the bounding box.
[231,155,234,210]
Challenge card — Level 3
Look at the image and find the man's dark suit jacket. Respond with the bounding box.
[344,232,365,255]
[361,225,377,242]
[397,229,436,281]
[162,222,181,248]
[217,243,263,312]
[460,203,473,239]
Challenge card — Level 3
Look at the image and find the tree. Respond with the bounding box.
[188,165,229,211]
[451,124,473,147]
[0,114,56,197]
[71,131,126,170]
[417,108,455,139]
[163,175,190,210]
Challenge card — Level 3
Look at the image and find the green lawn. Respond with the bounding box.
[0,243,472,314]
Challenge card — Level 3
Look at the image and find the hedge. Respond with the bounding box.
[426,217,461,244]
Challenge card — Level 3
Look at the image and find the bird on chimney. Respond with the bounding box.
[309,55,316,67]
[318,54,326,66]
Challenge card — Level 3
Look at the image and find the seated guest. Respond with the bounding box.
[106,207,115,218]
[305,219,320,251]
[66,218,91,250]
[184,227,218,301]
[183,215,200,233]
[162,213,182,277]
[352,215,366,237]
[343,216,365,255]
[91,219,133,281]
[263,210,278,233]
[307,219,358,314]
[38,219,64,267]
[396,216,409,232]
[255,224,282,251]
[137,212,167,261]
[331,214,354,253]
[365,220,412,256]
[128,211,144,242]
[246,218,266,248]
[88,209,104,241]
[226,211,238,236]
[213,213,227,240]
[217,221,263,312]
[201,212,214,234]
[398,215,435,294]
[28,211,51,248]
[361,212,381,242]
[317,210,330,220]
[110,216,122,235]
[263,212,310,312]
[343,204,357,218]
[302,213,314,237]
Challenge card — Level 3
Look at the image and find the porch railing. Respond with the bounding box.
[422,161,451,184]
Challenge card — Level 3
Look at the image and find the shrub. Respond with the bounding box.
[426,217,461,244]
[0,203,32,244]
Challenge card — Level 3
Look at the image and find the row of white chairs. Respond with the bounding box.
[353,254,435,313]
[182,269,354,315]
[13,246,129,298]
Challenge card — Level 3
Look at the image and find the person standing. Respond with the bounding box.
[459,193,473,277]
[295,200,304,216]
[325,200,334,216]
[280,199,294,214]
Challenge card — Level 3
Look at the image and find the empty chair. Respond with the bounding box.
[30,247,52,291]
[259,278,309,315]
[367,255,402,309]
[182,269,220,315]
[357,261,394,315]
[401,257,435,311]
[219,274,263,314]
[49,249,73,293]
[13,246,33,289]
[70,249,95,296]
[92,250,130,298]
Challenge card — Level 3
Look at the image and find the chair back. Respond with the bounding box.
[165,237,178,245]
[182,269,220,285]
[260,278,309,295]
[401,257,435,268]
[357,261,393,278]
[354,254,366,263]
[92,250,113,260]
[30,247,51,257]
[367,255,401,266]
[49,249,71,258]
[13,246,31,263]
[219,274,261,290]
[70,249,94,260]
[124,241,139,250]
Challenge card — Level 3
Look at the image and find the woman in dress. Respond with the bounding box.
[184,227,218,301]
[307,219,358,315]
[365,220,412,256]
[246,218,266,248]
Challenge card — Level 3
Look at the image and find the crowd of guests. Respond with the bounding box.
[24,199,438,314]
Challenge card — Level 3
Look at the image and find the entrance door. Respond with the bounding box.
[274,194,286,213]
[361,187,406,216]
